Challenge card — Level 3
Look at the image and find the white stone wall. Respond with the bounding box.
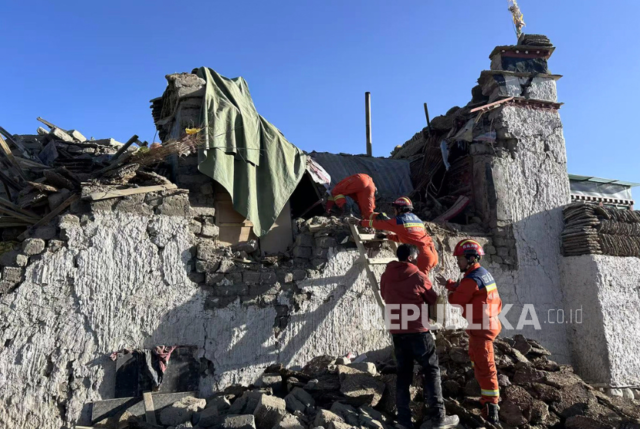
[0,212,392,429]
[562,255,640,387]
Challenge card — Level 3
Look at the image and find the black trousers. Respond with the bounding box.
[393,332,445,427]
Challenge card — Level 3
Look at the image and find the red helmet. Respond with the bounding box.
[453,239,485,258]
[392,197,413,211]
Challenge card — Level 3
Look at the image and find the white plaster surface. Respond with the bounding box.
[0,212,392,429]
[562,255,640,387]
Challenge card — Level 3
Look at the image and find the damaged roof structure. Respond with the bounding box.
[0,32,639,429]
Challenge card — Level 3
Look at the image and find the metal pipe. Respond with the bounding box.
[365,92,372,156]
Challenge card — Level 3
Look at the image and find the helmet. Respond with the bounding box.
[392,197,413,211]
[453,239,485,259]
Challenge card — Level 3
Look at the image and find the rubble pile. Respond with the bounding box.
[562,202,640,257]
[0,119,197,241]
[92,331,640,429]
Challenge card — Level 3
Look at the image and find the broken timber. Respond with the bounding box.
[0,134,27,180]
[143,391,157,424]
[17,194,80,241]
[86,184,177,201]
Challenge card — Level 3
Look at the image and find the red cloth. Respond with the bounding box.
[447,263,502,404]
[326,174,376,218]
[361,212,438,273]
[380,261,438,334]
[154,345,177,373]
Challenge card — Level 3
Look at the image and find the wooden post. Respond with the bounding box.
[423,102,431,129]
[143,392,157,424]
[365,92,372,156]
[111,135,139,162]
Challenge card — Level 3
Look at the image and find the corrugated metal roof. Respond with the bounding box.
[568,174,640,187]
[309,152,414,201]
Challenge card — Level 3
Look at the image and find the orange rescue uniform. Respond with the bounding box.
[326,174,376,219]
[447,263,502,405]
[361,212,438,274]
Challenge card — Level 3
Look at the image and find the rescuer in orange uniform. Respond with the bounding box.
[360,197,438,274]
[325,174,377,219]
[438,239,503,426]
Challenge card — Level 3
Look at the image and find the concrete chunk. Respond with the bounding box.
[313,409,344,428]
[253,395,287,429]
[159,396,206,426]
[221,415,257,429]
[284,387,315,414]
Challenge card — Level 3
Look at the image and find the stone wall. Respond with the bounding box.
[561,255,640,387]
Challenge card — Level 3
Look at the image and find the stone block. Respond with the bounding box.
[2,266,23,284]
[229,391,264,415]
[314,410,344,428]
[206,396,231,413]
[284,387,315,414]
[50,127,75,143]
[484,245,497,255]
[337,366,385,407]
[313,247,328,259]
[189,220,203,235]
[347,362,376,376]
[220,415,256,429]
[292,270,307,281]
[22,238,46,256]
[157,193,191,217]
[189,272,205,284]
[159,396,206,426]
[69,129,87,142]
[226,272,243,284]
[273,414,305,429]
[0,281,16,294]
[243,271,262,284]
[295,234,315,247]
[15,254,29,267]
[201,224,220,239]
[214,283,248,297]
[197,241,218,261]
[329,402,359,426]
[48,240,65,252]
[253,395,287,429]
[217,260,235,273]
[33,226,57,240]
[256,374,283,394]
[260,271,277,285]
[206,273,225,286]
[315,237,337,249]
[196,259,220,273]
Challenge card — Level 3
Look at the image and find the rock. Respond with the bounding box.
[292,247,312,259]
[197,241,218,261]
[463,378,481,397]
[201,224,220,239]
[606,388,623,398]
[329,402,359,426]
[207,396,232,413]
[233,240,258,254]
[551,383,595,419]
[543,370,583,388]
[347,362,377,376]
[513,366,546,384]
[499,399,528,426]
[315,237,337,248]
[159,396,207,426]
[256,374,283,395]
[273,414,305,429]
[197,259,220,273]
[33,226,57,240]
[156,193,191,216]
[21,238,45,256]
[48,240,65,252]
[526,382,561,403]
[442,380,461,396]
[2,266,23,285]
[565,415,617,429]
[284,387,315,413]
[497,374,511,387]
[197,405,220,428]
[218,260,235,273]
[220,415,257,429]
[189,220,203,235]
[253,395,287,429]
[302,356,335,377]
[260,272,277,285]
[449,347,470,364]
[621,388,635,400]
[327,422,351,429]
[337,365,385,406]
[529,399,549,424]
[292,270,306,281]
[15,254,29,267]
[358,405,387,429]
[313,410,344,428]
[634,389,640,400]
[510,348,530,364]
[229,391,264,415]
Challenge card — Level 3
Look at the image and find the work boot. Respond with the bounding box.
[420,414,460,429]
[483,403,501,426]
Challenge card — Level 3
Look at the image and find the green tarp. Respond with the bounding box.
[195,67,308,237]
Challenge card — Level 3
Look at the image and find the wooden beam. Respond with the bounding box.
[143,392,157,424]
[423,102,431,129]
[86,184,177,201]
[469,97,515,113]
[0,206,38,224]
[0,197,41,220]
[0,126,31,158]
[37,116,65,132]
[18,194,79,241]
[0,169,20,191]
[111,135,139,162]
[0,134,27,180]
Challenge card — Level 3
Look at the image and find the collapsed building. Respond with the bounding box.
[0,33,639,429]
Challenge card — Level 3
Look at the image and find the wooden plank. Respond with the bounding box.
[86,184,177,201]
[18,194,79,241]
[143,391,157,424]
[0,197,40,220]
[0,206,38,224]
[0,126,31,158]
[469,97,515,113]
[0,134,27,180]
[37,116,65,131]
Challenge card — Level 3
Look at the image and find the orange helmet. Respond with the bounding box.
[392,197,413,211]
[453,239,485,258]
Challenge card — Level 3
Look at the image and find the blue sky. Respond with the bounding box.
[2,0,639,199]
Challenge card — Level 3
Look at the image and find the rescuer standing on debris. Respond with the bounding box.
[360,197,438,274]
[325,173,377,219]
[381,244,459,429]
[438,240,503,426]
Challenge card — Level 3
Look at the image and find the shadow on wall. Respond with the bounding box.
[146,254,391,395]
